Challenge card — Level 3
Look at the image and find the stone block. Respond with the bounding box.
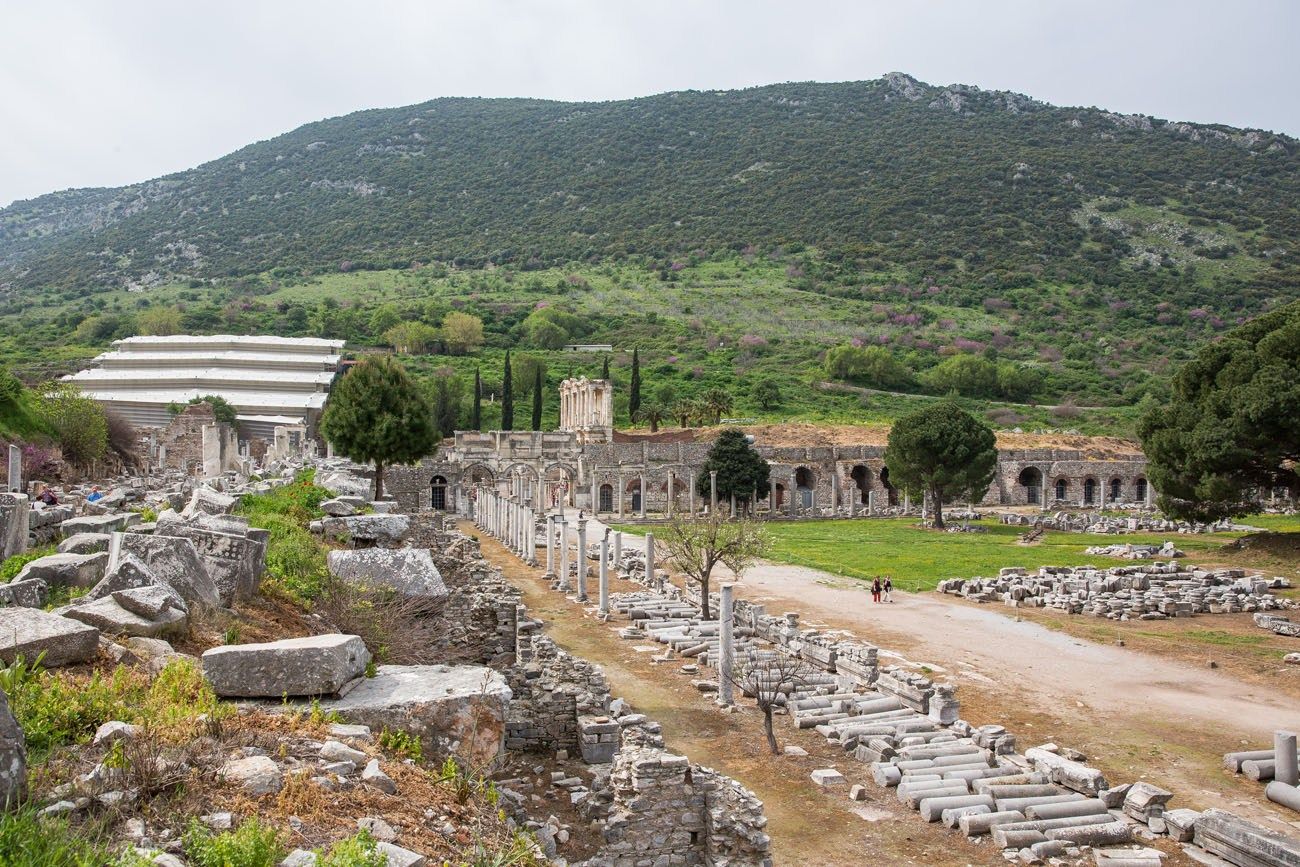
[63,595,186,638]
[1195,808,1300,866]
[0,578,47,609]
[219,755,281,795]
[181,487,238,518]
[0,686,25,808]
[156,522,265,605]
[0,495,27,560]
[112,533,220,607]
[318,514,410,547]
[14,552,108,589]
[0,608,100,667]
[58,533,111,555]
[202,634,370,698]
[811,768,846,787]
[60,513,139,537]
[305,664,511,769]
[327,548,447,599]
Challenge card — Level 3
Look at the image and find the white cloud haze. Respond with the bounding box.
[1,0,1296,206]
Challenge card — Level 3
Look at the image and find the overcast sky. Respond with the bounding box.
[2,0,1296,207]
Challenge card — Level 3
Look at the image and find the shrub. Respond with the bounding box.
[1,545,55,582]
[825,345,913,389]
[316,830,386,867]
[183,817,286,867]
[0,808,116,866]
[35,383,108,466]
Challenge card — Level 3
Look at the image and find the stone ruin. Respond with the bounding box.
[937,563,1295,621]
[469,497,1300,866]
[1000,511,1264,535]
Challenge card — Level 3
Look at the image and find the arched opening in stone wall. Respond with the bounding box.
[1083,478,1097,505]
[850,465,872,504]
[626,477,643,513]
[879,466,898,506]
[794,467,815,510]
[1136,477,1148,502]
[1055,478,1068,501]
[774,483,785,509]
[598,483,613,513]
[1109,478,1122,502]
[430,475,448,511]
[545,466,574,509]
[1017,467,1042,504]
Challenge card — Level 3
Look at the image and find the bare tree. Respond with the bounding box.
[658,515,769,620]
[726,649,813,754]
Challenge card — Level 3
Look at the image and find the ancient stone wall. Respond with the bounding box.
[506,633,610,754]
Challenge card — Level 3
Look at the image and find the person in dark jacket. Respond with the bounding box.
[871,577,882,603]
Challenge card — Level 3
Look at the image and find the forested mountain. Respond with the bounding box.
[2,72,1297,306]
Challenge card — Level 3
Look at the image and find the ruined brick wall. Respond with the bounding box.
[157,403,236,475]
[506,633,611,754]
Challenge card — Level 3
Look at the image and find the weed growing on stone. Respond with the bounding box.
[183,816,286,867]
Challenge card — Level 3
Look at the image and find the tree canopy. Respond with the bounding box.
[884,401,997,528]
[696,428,772,505]
[320,355,437,499]
[1138,300,1300,521]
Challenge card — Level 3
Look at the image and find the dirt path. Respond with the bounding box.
[462,520,1017,866]
[590,517,1300,834]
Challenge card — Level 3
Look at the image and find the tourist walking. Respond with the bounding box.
[871,577,882,603]
[883,577,893,603]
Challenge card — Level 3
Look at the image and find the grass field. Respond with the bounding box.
[619,515,1300,593]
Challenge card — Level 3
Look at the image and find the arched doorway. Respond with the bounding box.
[1017,467,1042,505]
[1055,479,1068,501]
[430,475,448,511]
[1136,477,1148,503]
[599,483,613,513]
[545,465,573,509]
[879,466,898,506]
[1109,478,1122,502]
[774,483,785,510]
[627,477,643,513]
[850,465,872,504]
[1083,478,1097,505]
[795,467,814,510]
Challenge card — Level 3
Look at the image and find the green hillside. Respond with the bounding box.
[1,74,1297,434]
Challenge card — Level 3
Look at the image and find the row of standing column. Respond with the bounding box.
[471,486,537,566]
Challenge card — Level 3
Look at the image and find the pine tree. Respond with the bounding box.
[320,356,437,500]
[501,351,514,431]
[884,401,997,528]
[532,364,544,430]
[601,355,610,380]
[472,368,482,430]
[629,347,641,423]
[696,428,772,504]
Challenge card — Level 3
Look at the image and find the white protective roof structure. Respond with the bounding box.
[65,334,345,435]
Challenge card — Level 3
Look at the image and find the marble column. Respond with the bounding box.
[544,515,556,578]
[598,534,610,615]
[617,476,625,519]
[831,473,840,517]
[729,492,736,519]
[718,583,735,706]
[645,532,656,587]
[687,472,696,517]
[576,519,588,601]
[557,517,569,591]
[613,530,622,566]
[638,474,647,518]
[7,444,19,493]
[709,471,718,515]
[788,472,797,517]
[667,471,675,518]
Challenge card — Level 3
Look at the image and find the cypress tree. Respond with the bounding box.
[532,364,544,430]
[629,347,641,422]
[601,354,610,380]
[501,351,514,431]
[472,368,482,430]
